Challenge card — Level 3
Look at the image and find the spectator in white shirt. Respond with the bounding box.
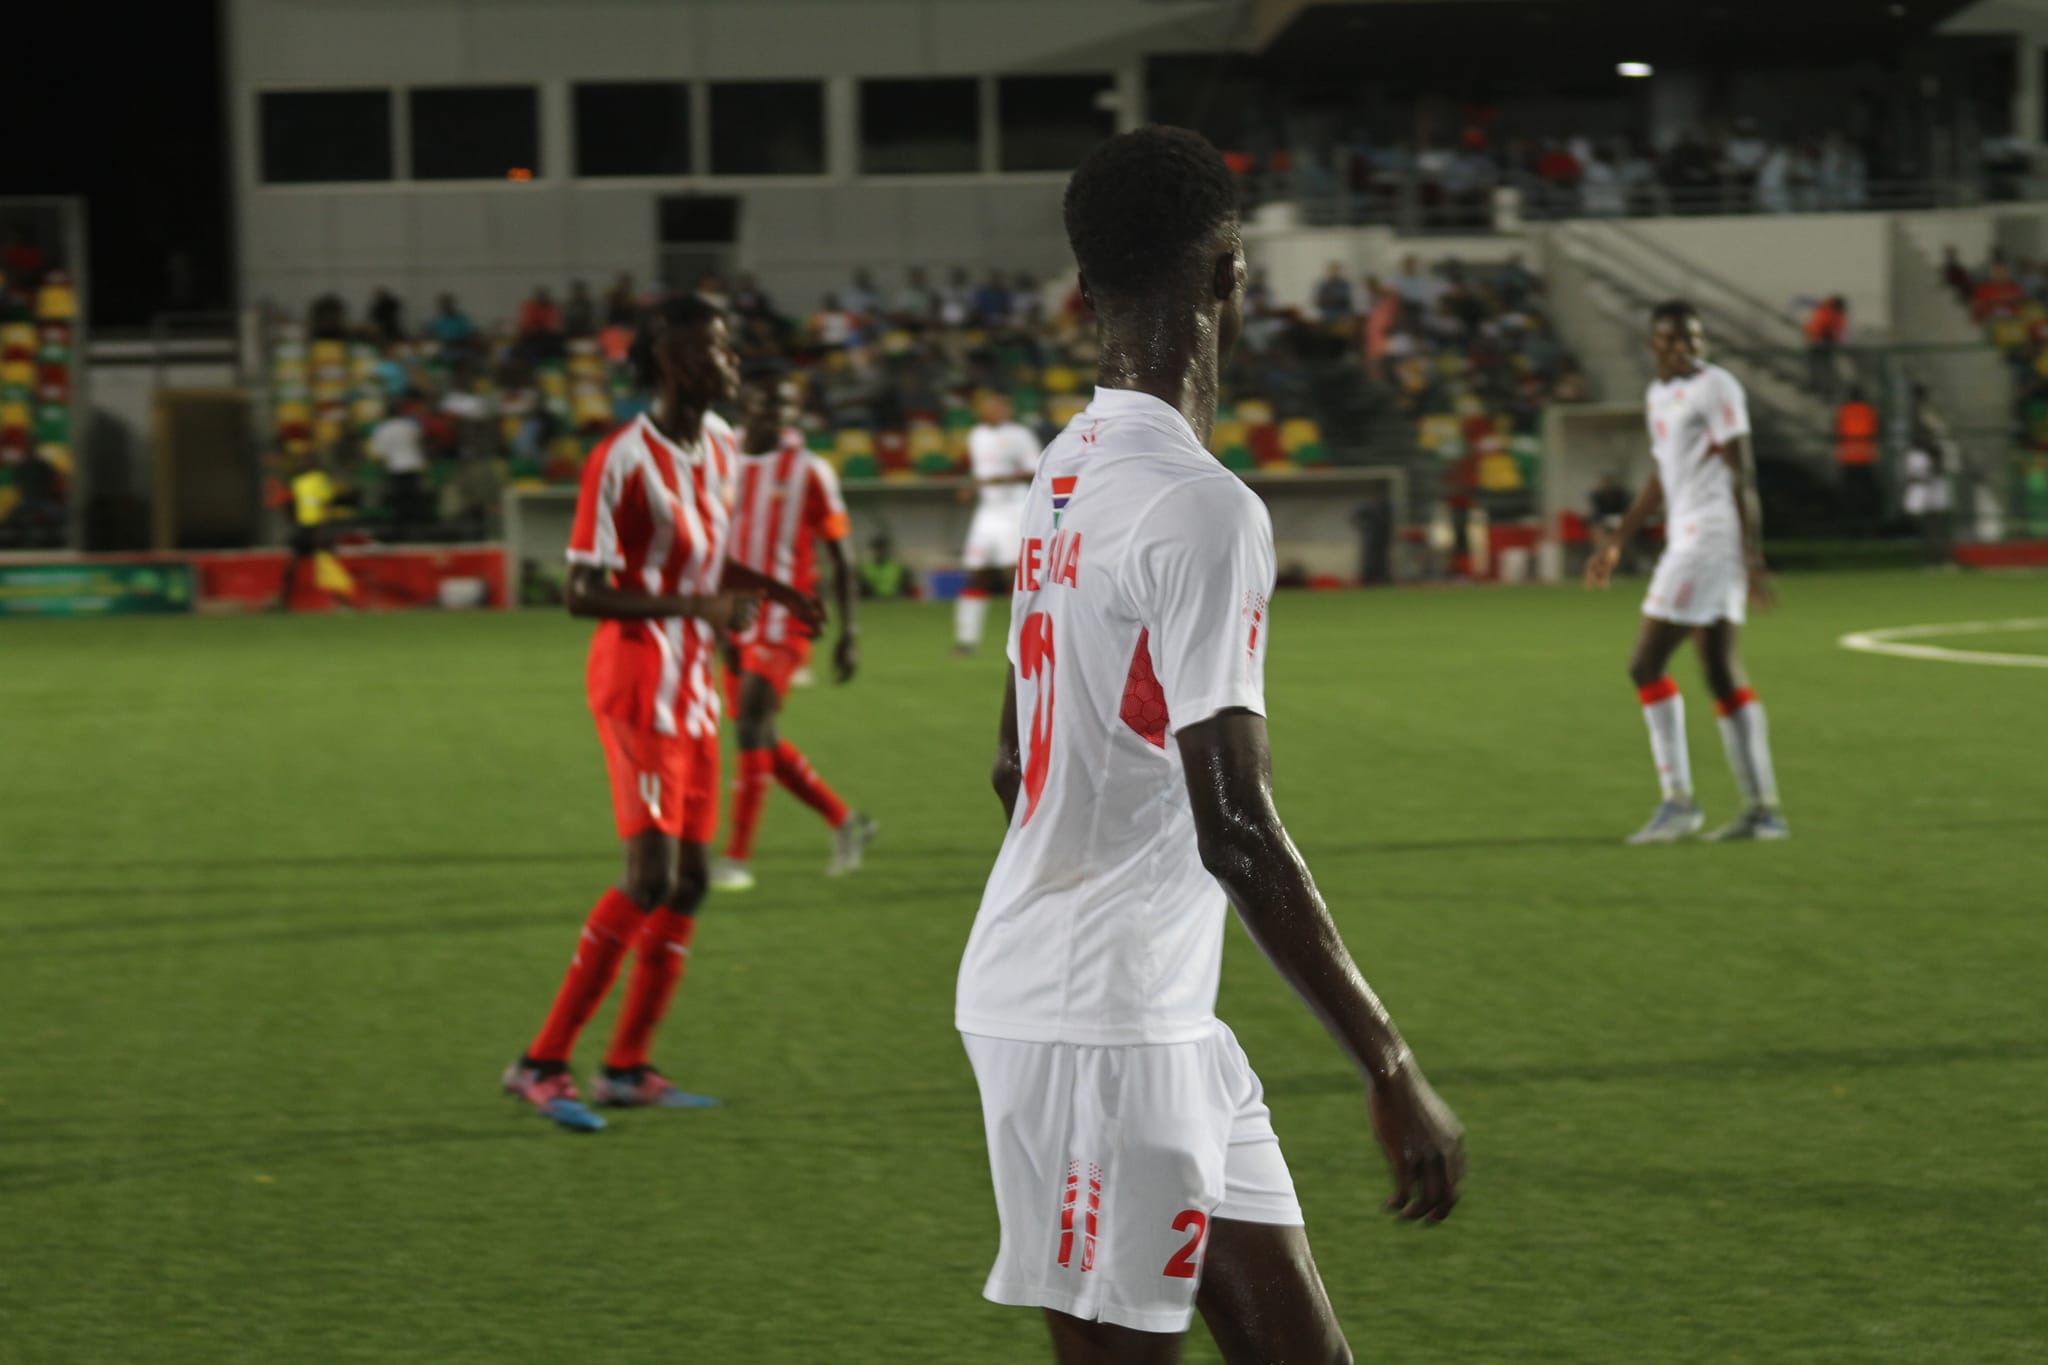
[1580,143,1626,217]
[370,398,431,533]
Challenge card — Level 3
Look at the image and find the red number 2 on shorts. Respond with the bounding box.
[1018,611,1055,825]
[1163,1209,1208,1279]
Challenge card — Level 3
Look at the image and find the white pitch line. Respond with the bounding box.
[1838,618,2048,669]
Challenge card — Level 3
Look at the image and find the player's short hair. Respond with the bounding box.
[1063,125,1237,310]
[1650,299,1701,330]
[629,292,726,390]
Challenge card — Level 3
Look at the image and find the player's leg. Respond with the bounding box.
[503,826,671,1131]
[1625,613,1704,843]
[1194,1220,1350,1365]
[596,730,721,1108]
[955,514,1002,655]
[1695,620,1787,840]
[713,669,779,891]
[756,651,876,875]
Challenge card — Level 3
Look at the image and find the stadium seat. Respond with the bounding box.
[876,430,910,473]
[1042,365,1079,394]
[1220,446,1255,473]
[1248,423,1284,467]
[916,451,960,477]
[1048,395,1087,427]
[1236,399,1274,426]
[842,453,880,481]
[34,273,77,322]
[806,428,836,454]
[1477,451,1523,492]
[1279,417,1326,466]
[835,428,875,460]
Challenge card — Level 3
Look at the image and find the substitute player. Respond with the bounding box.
[1586,299,1788,843]
[502,294,822,1131]
[952,389,1040,656]
[957,126,1465,1363]
[711,364,877,892]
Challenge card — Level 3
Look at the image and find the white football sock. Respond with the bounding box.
[1717,692,1780,810]
[955,592,987,648]
[1639,681,1692,802]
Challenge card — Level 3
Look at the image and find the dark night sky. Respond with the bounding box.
[8,2,230,330]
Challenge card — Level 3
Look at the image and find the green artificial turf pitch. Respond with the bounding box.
[3,571,2046,1364]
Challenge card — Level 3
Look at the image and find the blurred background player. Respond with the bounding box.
[501,294,822,1131]
[952,389,1041,656]
[275,450,358,610]
[1586,300,1788,844]
[958,125,1465,1364]
[713,363,877,892]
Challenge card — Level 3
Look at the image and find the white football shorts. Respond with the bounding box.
[1643,529,1747,627]
[962,504,1025,571]
[961,1021,1303,1334]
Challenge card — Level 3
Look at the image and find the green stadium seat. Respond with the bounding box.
[843,454,881,480]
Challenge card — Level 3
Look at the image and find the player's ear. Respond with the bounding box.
[1211,250,1239,304]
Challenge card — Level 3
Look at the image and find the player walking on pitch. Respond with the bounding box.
[1587,300,1788,843]
[952,389,1041,656]
[957,126,1465,1362]
[502,295,822,1131]
[712,364,877,892]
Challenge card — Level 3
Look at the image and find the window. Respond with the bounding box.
[574,82,692,177]
[708,82,825,176]
[409,86,540,181]
[999,76,1116,172]
[259,91,392,184]
[860,79,980,174]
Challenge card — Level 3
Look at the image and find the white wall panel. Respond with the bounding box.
[327,194,411,267]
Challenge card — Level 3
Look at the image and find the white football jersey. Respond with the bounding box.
[1645,363,1750,545]
[955,388,1277,1047]
[969,421,1042,514]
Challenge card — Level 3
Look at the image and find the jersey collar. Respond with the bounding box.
[1085,386,1202,446]
[639,410,709,465]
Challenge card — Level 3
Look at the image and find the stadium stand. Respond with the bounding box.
[0,232,77,549]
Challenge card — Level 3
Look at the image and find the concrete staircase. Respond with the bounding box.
[1543,219,1845,474]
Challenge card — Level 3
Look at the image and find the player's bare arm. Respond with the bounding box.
[824,536,859,682]
[721,559,826,635]
[1719,434,1775,610]
[992,670,1021,824]
[1177,708,1465,1223]
[1586,472,1663,590]
[565,562,759,633]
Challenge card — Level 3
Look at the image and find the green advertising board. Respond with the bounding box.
[0,561,195,616]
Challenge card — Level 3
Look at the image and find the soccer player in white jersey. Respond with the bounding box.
[953,389,1041,656]
[1586,300,1789,843]
[956,126,1465,1363]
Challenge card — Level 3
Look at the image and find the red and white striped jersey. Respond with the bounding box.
[567,410,738,739]
[728,428,851,647]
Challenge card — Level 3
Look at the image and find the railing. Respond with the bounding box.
[1259,175,2032,235]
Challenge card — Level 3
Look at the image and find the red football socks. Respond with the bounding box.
[773,739,848,829]
[726,747,776,861]
[526,888,646,1064]
[603,909,697,1072]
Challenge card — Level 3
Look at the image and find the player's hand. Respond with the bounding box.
[778,589,827,638]
[1748,559,1776,612]
[1369,1062,1466,1224]
[834,633,859,684]
[1584,539,1620,590]
[697,592,761,634]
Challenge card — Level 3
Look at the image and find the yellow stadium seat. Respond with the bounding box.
[313,418,343,447]
[1278,418,1320,452]
[351,397,384,427]
[0,487,18,520]
[835,428,875,458]
[1048,395,1088,427]
[908,424,946,457]
[311,340,346,366]
[1236,399,1274,425]
[40,444,73,476]
[35,282,77,321]
[0,402,29,433]
[1,323,36,352]
[1,361,31,387]
[1210,418,1247,454]
[1043,366,1079,394]
[1477,451,1523,492]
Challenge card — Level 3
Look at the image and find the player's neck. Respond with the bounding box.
[649,394,707,447]
[1095,313,1220,446]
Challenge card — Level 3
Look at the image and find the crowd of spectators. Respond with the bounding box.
[270,248,1595,556]
[1269,119,1882,226]
[0,228,78,549]
[1935,245,2048,533]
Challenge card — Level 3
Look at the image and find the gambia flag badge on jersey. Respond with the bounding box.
[1051,476,1078,528]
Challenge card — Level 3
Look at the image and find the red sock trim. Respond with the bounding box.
[773,739,849,828]
[526,888,646,1064]
[1637,677,1681,706]
[725,747,776,861]
[603,910,697,1072]
[962,588,989,601]
[1714,687,1758,719]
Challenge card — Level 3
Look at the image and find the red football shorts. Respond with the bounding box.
[729,639,812,705]
[595,714,719,844]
